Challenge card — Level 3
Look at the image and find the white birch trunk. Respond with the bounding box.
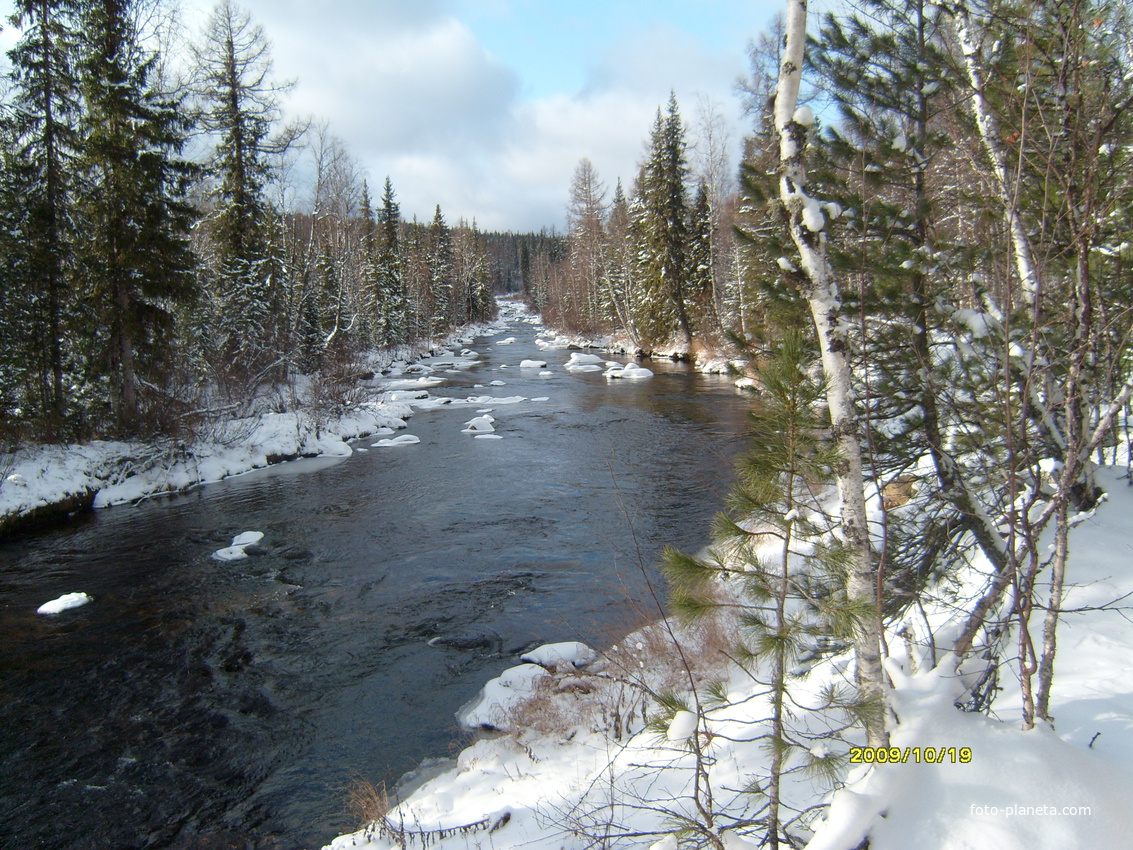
[951,1,1041,307]
[775,0,887,747]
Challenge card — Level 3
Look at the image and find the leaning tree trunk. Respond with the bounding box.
[775,0,887,747]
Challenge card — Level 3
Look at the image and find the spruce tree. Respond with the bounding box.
[634,93,694,348]
[376,177,407,345]
[76,0,197,435]
[427,205,454,337]
[5,0,83,439]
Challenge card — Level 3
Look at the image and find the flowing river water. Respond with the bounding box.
[0,309,751,849]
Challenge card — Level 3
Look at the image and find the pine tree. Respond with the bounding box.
[663,331,857,847]
[76,0,197,435]
[5,0,83,439]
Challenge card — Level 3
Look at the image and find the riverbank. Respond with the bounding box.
[0,318,513,539]
[324,466,1133,850]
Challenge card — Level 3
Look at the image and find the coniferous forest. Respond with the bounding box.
[0,0,508,446]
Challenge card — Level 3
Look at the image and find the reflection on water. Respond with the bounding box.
[0,325,749,849]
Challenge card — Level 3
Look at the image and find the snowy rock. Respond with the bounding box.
[490,380,507,386]
[37,592,93,615]
[456,663,550,730]
[567,352,604,365]
[372,434,421,447]
[231,531,264,547]
[495,337,517,345]
[462,416,496,434]
[605,363,654,380]
[213,530,266,561]
[519,360,547,368]
[520,641,598,669]
[212,545,248,561]
[474,434,504,440]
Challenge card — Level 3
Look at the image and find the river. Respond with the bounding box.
[0,307,751,849]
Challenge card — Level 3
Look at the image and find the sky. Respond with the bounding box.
[1,0,784,232]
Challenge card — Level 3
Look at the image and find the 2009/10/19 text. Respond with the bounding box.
[848,746,973,764]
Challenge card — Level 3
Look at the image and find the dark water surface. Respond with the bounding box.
[0,311,750,849]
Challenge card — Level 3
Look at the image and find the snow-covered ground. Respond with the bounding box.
[324,467,1133,850]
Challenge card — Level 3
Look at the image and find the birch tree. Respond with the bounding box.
[774,0,887,747]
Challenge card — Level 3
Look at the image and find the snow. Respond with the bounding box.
[518,360,547,368]
[666,710,698,741]
[37,591,93,615]
[793,105,816,127]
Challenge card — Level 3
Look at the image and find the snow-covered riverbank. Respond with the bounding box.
[324,467,1133,850]
[0,313,528,536]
